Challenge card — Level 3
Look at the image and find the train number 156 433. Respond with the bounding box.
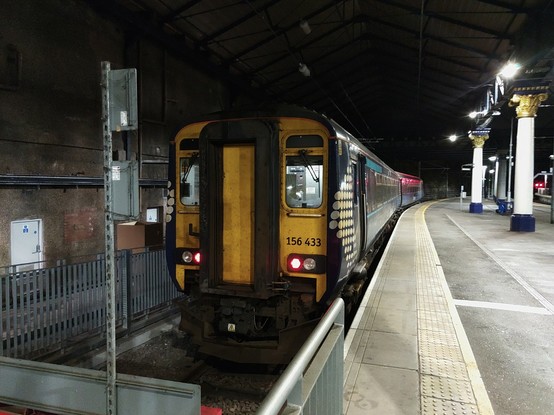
[286,237,321,247]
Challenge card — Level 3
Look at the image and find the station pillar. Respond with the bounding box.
[496,154,508,201]
[508,93,549,232]
[468,131,489,213]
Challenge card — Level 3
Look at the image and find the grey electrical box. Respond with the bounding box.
[108,69,138,131]
[112,160,139,219]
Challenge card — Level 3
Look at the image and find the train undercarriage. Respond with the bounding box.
[177,291,320,364]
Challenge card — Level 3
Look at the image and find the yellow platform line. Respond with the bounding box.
[416,202,495,415]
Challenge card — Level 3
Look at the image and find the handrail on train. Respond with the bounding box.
[257,298,345,415]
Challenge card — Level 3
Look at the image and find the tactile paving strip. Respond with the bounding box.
[417,293,449,306]
[418,328,459,346]
[422,396,479,415]
[420,356,469,380]
[421,374,476,404]
[414,205,488,414]
[418,309,455,326]
[419,339,465,363]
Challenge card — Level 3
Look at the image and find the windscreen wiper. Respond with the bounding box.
[298,149,319,183]
[182,152,199,183]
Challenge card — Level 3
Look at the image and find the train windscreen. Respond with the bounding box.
[285,154,323,208]
[179,155,199,205]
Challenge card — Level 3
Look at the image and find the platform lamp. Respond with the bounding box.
[448,134,470,203]
[497,62,519,209]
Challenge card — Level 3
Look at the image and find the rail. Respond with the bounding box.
[0,249,182,359]
[257,298,344,415]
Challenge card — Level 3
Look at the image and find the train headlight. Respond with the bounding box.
[303,258,316,270]
[182,251,193,263]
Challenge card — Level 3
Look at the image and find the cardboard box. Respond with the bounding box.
[116,221,163,250]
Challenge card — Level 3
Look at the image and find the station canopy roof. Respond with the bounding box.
[92,0,554,169]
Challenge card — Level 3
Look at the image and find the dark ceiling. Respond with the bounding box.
[91,0,554,170]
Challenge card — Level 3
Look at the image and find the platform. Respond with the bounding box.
[343,199,554,415]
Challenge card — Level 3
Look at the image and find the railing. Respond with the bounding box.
[0,249,182,359]
[257,298,344,415]
[0,356,201,415]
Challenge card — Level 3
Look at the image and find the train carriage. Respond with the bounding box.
[398,172,424,206]
[165,106,421,363]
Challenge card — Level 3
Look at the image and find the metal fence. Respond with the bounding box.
[257,298,344,415]
[0,249,182,359]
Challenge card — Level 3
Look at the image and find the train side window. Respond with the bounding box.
[367,168,376,211]
[352,161,358,207]
[285,154,323,208]
[179,155,199,205]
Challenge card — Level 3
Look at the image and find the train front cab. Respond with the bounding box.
[168,115,331,363]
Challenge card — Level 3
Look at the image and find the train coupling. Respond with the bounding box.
[268,280,291,293]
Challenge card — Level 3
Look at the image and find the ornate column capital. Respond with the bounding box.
[509,93,549,118]
[469,131,489,148]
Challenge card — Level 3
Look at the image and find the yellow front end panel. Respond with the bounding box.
[174,122,205,291]
[280,216,328,300]
[222,145,255,284]
[278,118,329,301]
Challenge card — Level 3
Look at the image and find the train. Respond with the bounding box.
[165,106,423,363]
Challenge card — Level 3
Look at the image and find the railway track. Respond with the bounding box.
[114,329,282,414]
[196,368,278,414]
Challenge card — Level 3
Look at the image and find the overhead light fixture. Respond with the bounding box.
[299,63,311,77]
[488,156,497,161]
[299,19,311,35]
[448,134,457,142]
[499,62,521,79]
[469,110,488,119]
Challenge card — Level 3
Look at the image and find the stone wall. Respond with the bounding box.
[0,0,231,266]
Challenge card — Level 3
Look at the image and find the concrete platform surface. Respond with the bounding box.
[343,199,554,415]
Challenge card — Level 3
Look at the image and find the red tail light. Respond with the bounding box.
[180,249,201,265]
[289,257,302,270]
[287,254,326,273]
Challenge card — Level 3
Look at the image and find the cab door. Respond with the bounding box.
[357,155,367,254]
[221,144,255,284]
[199,120,279,297]
[350,158,363,262]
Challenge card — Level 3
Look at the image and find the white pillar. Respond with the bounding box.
[496,156,507,200]
[513,117,535,214]
[468,132,489,214]
[493,159,499,199]
[471,147,483,204]
[509,92,549,232]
